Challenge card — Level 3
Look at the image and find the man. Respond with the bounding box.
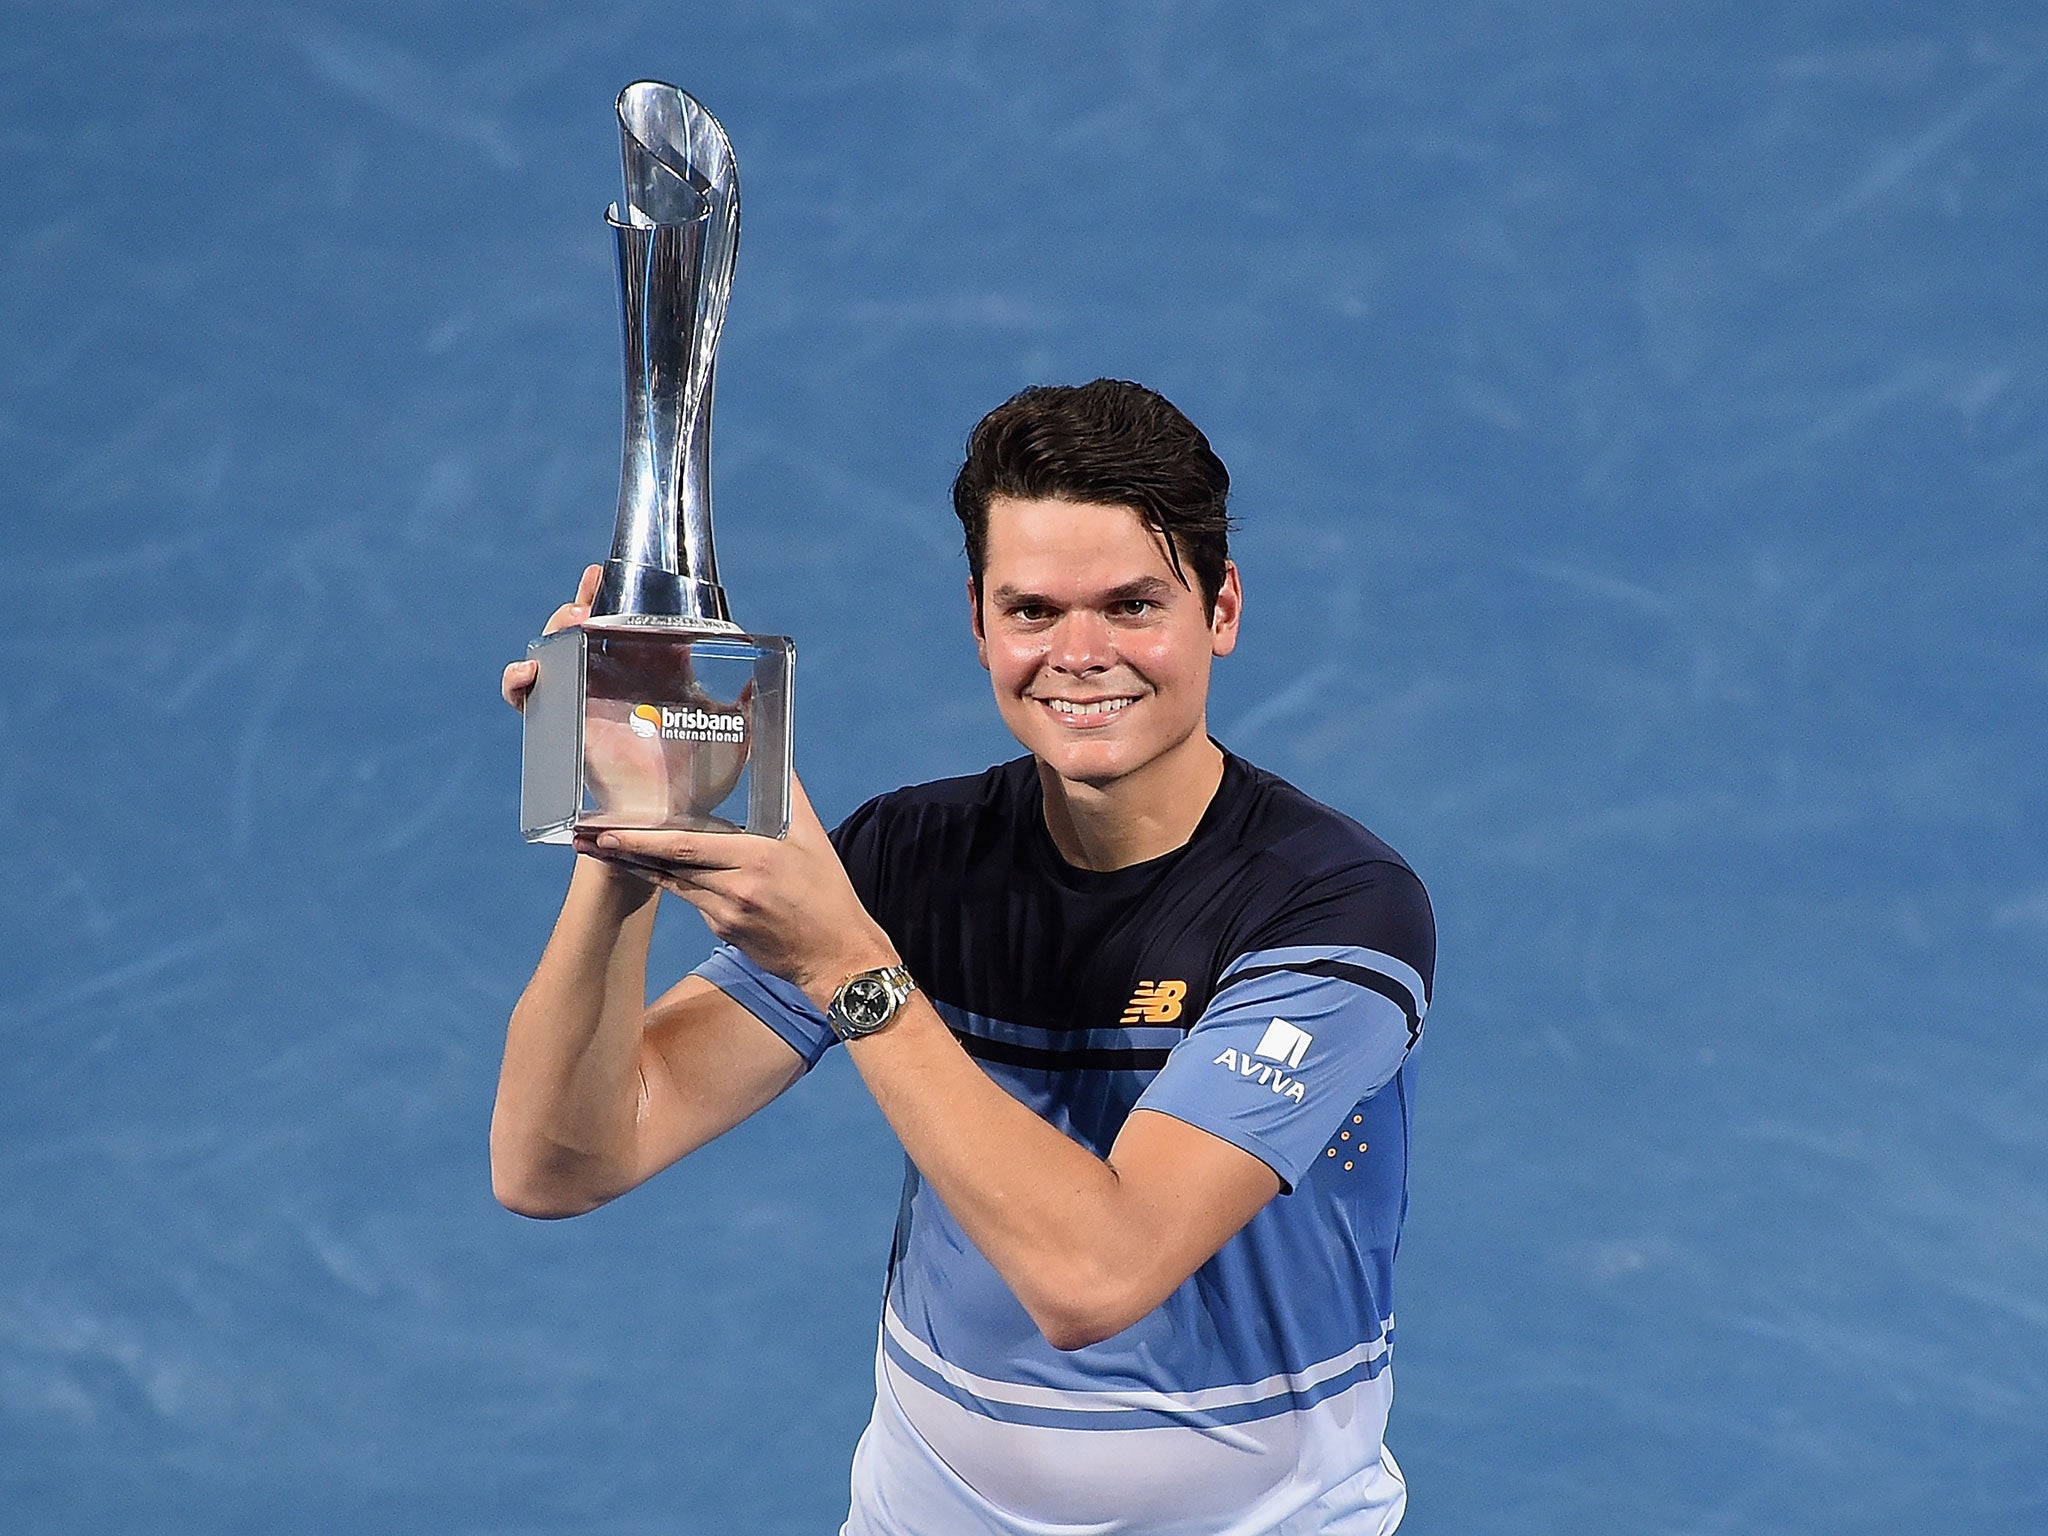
[494,379,1435,1534]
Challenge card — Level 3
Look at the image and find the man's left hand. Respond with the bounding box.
[572,777,896,1009]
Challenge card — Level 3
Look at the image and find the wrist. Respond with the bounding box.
[800,941,903,1013]
[571,852,658,911]
[819,962,918,1043]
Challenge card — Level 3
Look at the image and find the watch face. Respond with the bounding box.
[842,977,891,1028]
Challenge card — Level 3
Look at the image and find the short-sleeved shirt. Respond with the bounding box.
[695,751,1435,1535]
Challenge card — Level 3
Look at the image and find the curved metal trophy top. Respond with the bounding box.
[592,81,742,630]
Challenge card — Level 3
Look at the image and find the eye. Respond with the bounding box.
[1007,603,1054,624]
[1110,598,1157,619]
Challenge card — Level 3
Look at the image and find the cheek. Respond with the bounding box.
[1119,632,1197,684]
[985,637,1043,693]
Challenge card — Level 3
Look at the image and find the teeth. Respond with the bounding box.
[1046,698,1131,716]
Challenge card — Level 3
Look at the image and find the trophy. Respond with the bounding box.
[521,82,794,842]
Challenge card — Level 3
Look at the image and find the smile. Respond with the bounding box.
[1039,697,1134,719]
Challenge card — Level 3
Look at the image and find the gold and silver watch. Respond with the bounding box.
[826,965,917,1041]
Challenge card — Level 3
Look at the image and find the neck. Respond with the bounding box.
[1038,730,1226,872]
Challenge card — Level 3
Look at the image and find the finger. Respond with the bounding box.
[502,659,538,711]
[542,598,590,636]
[590,828,750,871]
[597,850,686,884]
[541,567,606,637]
[574,844,739,913]
[573,829,664,864]
[569,836,685,881]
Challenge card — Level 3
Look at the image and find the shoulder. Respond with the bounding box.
[828,758,1035,897]
[1224,755,1418,882]
[1216,756,1435,998]
[831,756,1033,845]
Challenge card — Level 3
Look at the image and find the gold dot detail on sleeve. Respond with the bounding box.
[1343,1161,1355,1171]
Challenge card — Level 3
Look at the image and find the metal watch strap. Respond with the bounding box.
[826,965,916,1041]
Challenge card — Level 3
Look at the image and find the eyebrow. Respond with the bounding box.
[989,576,1179,608]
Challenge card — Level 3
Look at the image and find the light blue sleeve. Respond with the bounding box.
[691,943,838,1070]
[1131,947,1427,1190]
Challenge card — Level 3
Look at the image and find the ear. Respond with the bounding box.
[968,576,989,671]
[1209,561,1242,658]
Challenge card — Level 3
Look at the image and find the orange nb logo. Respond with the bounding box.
[1120,980,1188,1025]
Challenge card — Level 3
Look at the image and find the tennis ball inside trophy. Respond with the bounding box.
[520,82,794,841]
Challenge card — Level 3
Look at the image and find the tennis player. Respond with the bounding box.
[494,379,1435,1534]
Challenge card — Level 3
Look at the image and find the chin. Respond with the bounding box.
[1023,729,1166,791]
[1044,753,1132,791]
[1003,720,1102,777]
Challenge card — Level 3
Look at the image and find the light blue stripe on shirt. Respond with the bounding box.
[1219,944,1428,1019]
[880,1304,1394,1431]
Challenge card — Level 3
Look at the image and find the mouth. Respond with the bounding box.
[1033,695,1138,727]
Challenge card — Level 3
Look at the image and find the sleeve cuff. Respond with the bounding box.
[692,945,838,1070]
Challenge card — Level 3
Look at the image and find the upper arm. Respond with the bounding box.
[1094,1108,1282,1327]
[626,973,810,1187]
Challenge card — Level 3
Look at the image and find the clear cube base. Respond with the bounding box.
[520,623,794,841]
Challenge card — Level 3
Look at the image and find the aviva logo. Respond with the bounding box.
[1210,1020,1314,1104]
[1120,980,1187,1025]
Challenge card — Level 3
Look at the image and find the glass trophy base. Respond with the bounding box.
[520,623,795,841]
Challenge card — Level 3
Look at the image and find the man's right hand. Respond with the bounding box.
[501,562,672,839]
[501,563,603,713]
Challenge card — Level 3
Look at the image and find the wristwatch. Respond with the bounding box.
[826,965,917,1041]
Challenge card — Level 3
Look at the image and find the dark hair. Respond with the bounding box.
[951,379,1233,614]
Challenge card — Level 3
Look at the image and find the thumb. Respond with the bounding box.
[787,773,831,840]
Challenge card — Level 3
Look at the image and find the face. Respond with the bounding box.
[971,496,1240,792]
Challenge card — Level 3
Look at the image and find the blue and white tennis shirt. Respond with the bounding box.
[697,752,1435,1535]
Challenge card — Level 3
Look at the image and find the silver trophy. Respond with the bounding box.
[521,82,794,841]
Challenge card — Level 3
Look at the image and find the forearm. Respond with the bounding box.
[834,993,1146,1348]
[491,856,662,1215]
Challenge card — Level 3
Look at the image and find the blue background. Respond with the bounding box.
[4,3,2043,1532]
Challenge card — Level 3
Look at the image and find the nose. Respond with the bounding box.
[1046,609,1113,674]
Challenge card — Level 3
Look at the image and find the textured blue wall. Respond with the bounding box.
[4,4,2043,1532]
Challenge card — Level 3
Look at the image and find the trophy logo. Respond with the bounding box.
[520,83,795,841]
